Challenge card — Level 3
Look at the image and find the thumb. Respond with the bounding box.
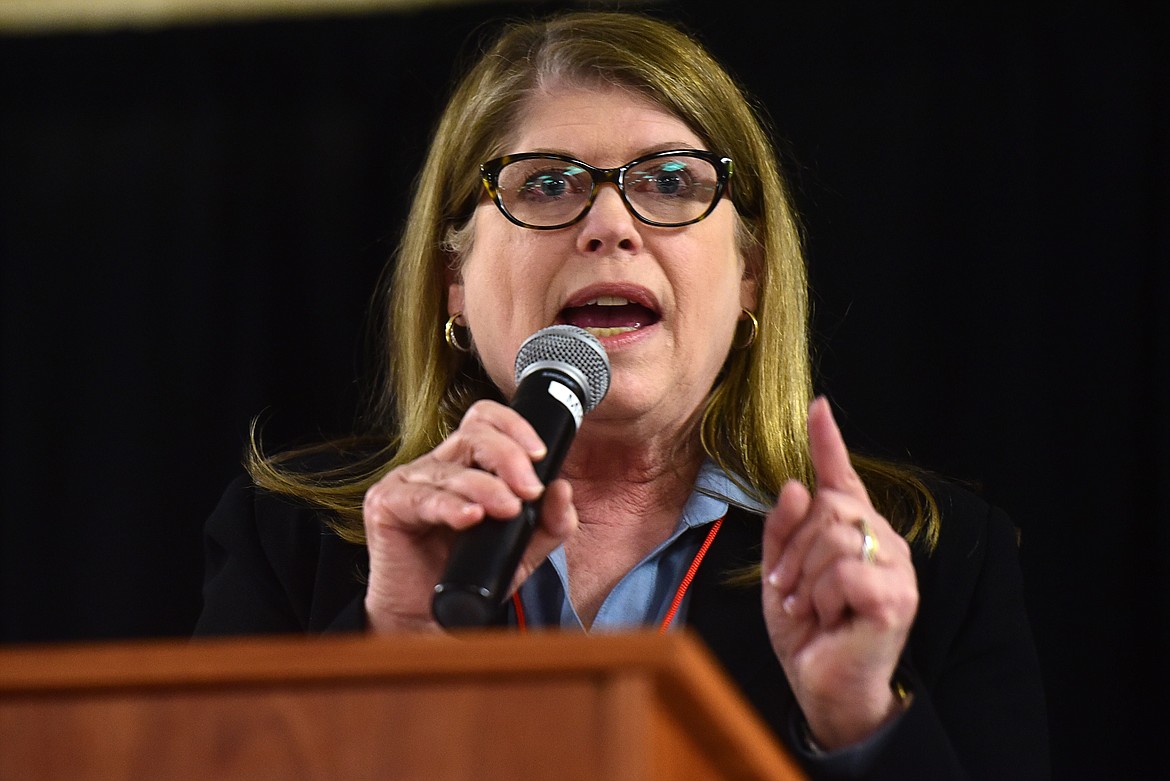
[509,478,576,591]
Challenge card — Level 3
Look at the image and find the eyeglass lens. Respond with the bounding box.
[495,154,720,227]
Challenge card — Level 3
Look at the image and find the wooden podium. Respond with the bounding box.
[0,630,805,780]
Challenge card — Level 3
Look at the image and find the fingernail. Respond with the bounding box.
[782,594,798,615]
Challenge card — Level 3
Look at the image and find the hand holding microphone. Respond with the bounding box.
[433,325,610,628]
[360,325,609,633]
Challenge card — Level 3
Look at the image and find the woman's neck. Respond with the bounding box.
[555,428,705,628]
[560,425,702,524]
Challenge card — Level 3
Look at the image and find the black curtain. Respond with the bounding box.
[1,2,1165,777]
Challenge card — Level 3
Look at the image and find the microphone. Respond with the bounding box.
[432,324,610,629]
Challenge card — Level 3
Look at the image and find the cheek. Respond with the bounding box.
[675,240,745,311]
[459,265,529,337]
[456,254,533,392]
[458,246,512,323]
[461,240,557,326]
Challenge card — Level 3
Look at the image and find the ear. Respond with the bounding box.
[444,254,465,318]
[740,275,758,312]
[739,245,761,312]
[447,279,465,319]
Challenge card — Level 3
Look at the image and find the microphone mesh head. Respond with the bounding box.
[514,325,611,413]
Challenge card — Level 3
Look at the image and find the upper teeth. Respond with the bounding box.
[586,296,629,306]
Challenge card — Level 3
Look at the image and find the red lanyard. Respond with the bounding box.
[511,516,724,633]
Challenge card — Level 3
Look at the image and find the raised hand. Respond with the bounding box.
[761,397,918,749]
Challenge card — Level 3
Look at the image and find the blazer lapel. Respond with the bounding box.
[686,506,794,731]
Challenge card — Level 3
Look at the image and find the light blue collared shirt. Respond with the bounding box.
[514,459,770,631]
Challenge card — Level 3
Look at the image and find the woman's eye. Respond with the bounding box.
[653,171,684,194]
[516,166,587,201]
[631,162,698,197]
[523,172,568,198]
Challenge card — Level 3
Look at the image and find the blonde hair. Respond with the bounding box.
[248,10,939,551]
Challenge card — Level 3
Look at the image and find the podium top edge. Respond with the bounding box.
[0,629,711,693]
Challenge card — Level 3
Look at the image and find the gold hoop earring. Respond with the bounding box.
[734,308,758,349]
[445,312,471,353]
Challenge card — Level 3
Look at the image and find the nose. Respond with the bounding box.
[575,182,643,255]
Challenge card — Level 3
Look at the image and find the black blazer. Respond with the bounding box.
[195,475,1050,780]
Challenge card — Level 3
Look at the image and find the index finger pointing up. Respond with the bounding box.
[807,396,871,504]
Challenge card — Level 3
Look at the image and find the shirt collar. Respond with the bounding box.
[679,458,771,530]
[545,457,769,575]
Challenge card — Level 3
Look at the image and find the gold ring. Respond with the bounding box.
[856,518,879,564]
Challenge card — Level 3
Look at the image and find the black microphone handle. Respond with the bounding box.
[431,368,583,629]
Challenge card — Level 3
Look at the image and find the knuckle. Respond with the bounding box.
[895,535,911,557]
[460,399,498,426]
[408,488,443,520]
[363,482,387,513]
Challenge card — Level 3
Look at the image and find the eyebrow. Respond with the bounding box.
[518,143,709,161]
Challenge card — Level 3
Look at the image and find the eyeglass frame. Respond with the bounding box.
[479,149,734,230]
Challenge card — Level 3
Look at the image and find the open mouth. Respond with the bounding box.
[558,295,661,338]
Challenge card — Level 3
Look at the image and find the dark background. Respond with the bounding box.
[1,1,1165,777]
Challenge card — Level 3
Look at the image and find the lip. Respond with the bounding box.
[558,282,661,313]
[554,282,662,349]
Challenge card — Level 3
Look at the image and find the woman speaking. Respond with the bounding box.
[195,11,1050,779]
